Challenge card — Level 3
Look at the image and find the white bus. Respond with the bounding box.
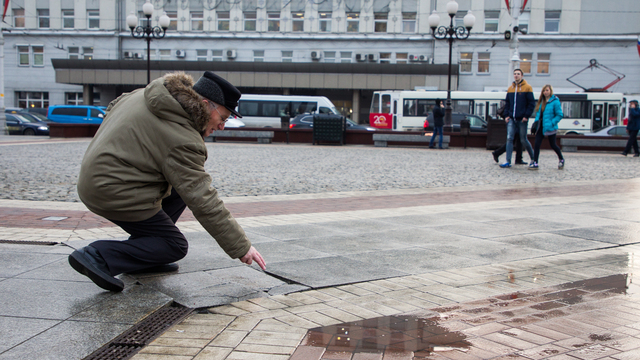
[369,90,624,135]
[237,94,339,128]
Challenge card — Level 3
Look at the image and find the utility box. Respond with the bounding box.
[486,119,507,150]
[312,114,345,145]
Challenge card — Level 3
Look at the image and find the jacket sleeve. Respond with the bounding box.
[524,92,536,119]
[162,142,251,259]
[553,101,564,126]
[503,93,513,119]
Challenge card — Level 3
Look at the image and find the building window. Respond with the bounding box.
[196,49,208,61]
[32,46,44,66]
[158,49,171,60]
[17,91,49,109]
[83,47,93,60]
[13,9,25,28]
[374,13,387,32]
[396,53,408,64]
[319,12,331,32]
[62,10,74,28]
[166,11,178,30]
[402,13,416,33]
[217,12,230,31]
[477,52,490,73]
[545,11,560,33]
[37,9,50,28]
[454,11,465,27]
[292,12,304,31]
[520,52,533,74]
[282,50,293,62]
[537,53,550,74]
[380,52,391,64]
[340,51,352,63]
[212,50,223,61]
[17,46,29,66]
[66,92,100,106]
[253,50,264,62]
[484,11,499,32]
[268,12,280,31]
[87,10,99,29]
[191,12,203,31]
[519,12,529,34]
[68,46,79,59]
[460,52,472,73]
[244,12,256,31]
[346,12,359,32]
[324,51,335,63]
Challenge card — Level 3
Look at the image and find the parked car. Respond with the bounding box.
[47,105,105,124]
[424,112,487,132]
[224,117,246,128]
[5,107,51,123]
[289,114,376,131]
[583,125,628,137]
[5,113,49,135]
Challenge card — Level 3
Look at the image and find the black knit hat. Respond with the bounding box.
[193,71,242,118]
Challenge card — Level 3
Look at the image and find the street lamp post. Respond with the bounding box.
[126,0,170,85]
[428,1,475,129]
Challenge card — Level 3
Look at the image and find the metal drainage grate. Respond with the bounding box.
[0,239,58,246]
[82,302,193,360]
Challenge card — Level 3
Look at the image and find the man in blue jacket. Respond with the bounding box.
[622,100,640,156]
[499,69,535,168]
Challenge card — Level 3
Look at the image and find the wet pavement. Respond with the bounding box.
[1,136,640,359]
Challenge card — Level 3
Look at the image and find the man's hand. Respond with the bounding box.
[240,246,266,270]
[523,118,528,122]
[505,117,510,123]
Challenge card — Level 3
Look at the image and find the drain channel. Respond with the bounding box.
[0,239,57,245]
[82,302,192,360]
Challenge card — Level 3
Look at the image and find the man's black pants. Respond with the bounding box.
[90,188,189,276]
[493,134,524,162]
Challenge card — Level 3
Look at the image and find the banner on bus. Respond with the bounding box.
[370,113,393,129]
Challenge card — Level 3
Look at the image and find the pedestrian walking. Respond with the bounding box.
[69,71,266,292]
[621,100,640,157]
[429,99,445,149]
[499,69,535,168]
[529,85,565,170]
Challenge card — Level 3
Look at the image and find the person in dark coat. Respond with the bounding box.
[622,100,640,156]
[429,99,445,149]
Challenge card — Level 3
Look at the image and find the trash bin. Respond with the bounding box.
[280,115,290,143]
[460,119,470,149]
[312,114,345,145]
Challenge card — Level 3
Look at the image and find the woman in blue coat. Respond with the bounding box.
[529,85,565,170]
[622,100,640,156]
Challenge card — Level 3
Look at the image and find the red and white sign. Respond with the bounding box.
[370,113,393,129]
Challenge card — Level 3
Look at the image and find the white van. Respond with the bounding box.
[236,94,339,128]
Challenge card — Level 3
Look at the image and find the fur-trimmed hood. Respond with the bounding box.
[143,72,211,135]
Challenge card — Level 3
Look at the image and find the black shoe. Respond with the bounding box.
[429,145,435,149]
[634,154,640,157]
[127,263,179,275]
[69,246,124,292]
[492,152,499,163]
[515,160,528,165]
[621,152,628,156]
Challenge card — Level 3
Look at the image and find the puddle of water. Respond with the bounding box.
[302,315,471,355]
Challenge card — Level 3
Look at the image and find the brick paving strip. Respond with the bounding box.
[130,246,640,360]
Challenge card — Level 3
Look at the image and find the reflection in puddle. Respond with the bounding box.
[302,315,470,356]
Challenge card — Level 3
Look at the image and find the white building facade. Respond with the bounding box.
[3,0,639,122]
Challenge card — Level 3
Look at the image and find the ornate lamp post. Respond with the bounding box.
[428,1,475,129]
[126,0,170,84]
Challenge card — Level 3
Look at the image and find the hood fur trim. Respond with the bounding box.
[163,72,210,135]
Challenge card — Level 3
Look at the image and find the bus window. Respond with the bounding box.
[562,101,590,119]
[371,93,380,113]
[403,99,417,116]
[593,104,603,131]
[262,102,278,117]
[291,102,315,116]
[608,104,619,125]
[238,101,259,116]
[382,95,391,114]
[475,103,485,120]
[452,100,471,114]
[488,102,501,120]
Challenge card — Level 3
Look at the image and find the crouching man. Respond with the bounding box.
[69,71,266,292]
